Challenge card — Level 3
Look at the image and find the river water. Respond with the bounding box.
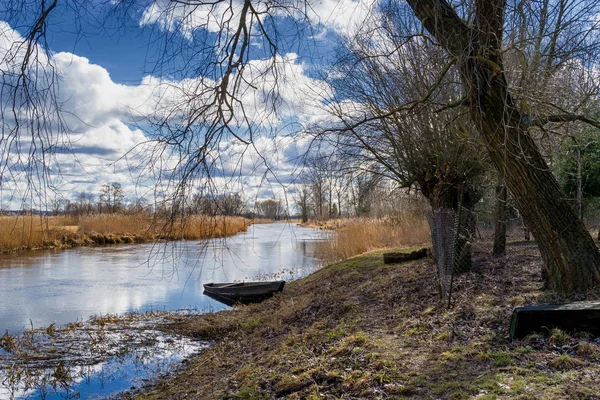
[0,223,325,334]
[0,223,326,399]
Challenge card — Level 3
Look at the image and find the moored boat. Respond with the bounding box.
[203,280,285,305]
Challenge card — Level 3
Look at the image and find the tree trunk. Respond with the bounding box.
[492,180,507,256]
[407,0,600,293]
[462,27,600,292]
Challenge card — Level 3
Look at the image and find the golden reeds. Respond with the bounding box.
[314,215,431,263]
[0,214,251,252]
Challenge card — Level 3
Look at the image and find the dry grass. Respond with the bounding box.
[0,215,69,252]
[136,244,600,400]
[161,215,251,240]
[0,214,251,252]
[314,216,431,263]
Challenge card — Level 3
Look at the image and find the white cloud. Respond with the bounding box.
[0,21,335,209]
[303,0,377,37]
[139,0,377,40]
[140,0,246,39]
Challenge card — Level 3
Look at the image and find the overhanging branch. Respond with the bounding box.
[529,114,600,130]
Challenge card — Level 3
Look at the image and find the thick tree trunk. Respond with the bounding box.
[492,181,507,256]
[462,35,600,292]
[407,0,600,293]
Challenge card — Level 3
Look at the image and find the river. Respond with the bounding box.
[0,223,327,399]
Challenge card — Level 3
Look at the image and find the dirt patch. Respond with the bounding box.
[135,244,600,399]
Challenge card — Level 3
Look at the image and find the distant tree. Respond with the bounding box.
[68,191,95,216]
[295,186,311,223]
[217,193,247,216]
[255,198,286,220]
[558,133,600,206]
[303,156,329,219]
[99,183,124,213]
[50,197,69,215]
[127,197,149,214]
[351,173,380,217]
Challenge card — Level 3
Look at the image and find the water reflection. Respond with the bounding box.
[0,311,206,400]
[0,223,326,334]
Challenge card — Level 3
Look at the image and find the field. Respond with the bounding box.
[0,214,251,253]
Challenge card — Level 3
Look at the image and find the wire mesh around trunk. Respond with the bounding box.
[427,206,476,302]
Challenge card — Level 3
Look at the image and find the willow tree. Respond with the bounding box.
[404,0,600,292]
[321,20,487,270]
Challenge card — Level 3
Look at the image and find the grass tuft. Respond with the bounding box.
[550,354,584,370]
[548,328,571,347]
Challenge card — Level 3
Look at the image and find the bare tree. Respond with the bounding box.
[401,0,600,292]
[295,186,311,223]
[76,191,96,216]
[99,183,124,213]
[255,198,285,220]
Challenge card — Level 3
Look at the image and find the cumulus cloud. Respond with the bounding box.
[0,20,334,209]
[139,0,377,39]
[140,0,246,39]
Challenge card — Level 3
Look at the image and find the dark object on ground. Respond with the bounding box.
[203,281,285,305]
[510,301,600,339]
[383,247,430,264]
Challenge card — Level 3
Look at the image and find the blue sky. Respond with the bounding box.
[0,0,377,210]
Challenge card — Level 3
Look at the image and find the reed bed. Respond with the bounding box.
[161,215,251,240]
[0,215,62,252]
[314,215,431,264]
[0,214,251,252]
[77,214,156,239]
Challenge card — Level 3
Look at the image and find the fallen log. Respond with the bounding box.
[383,247,430,264]
[510,301,600,339]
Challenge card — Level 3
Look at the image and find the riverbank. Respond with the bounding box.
[301,217,431,263]
[0,214,251,253]
[136,243,600,399]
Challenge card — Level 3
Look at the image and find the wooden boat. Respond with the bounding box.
[203,280,285,305]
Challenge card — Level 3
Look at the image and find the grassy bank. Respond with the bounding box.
[136,244,600,399]
[0,214,251,253]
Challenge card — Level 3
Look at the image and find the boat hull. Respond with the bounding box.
[203,280,285,305]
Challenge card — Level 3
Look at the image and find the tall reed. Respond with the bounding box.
[0,214,251,252]
[0,215,58,252]
[314,215,431,264]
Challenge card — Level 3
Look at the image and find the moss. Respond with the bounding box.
[435,331,452,341]
[233,387,267,399]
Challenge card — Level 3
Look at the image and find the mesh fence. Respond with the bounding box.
[427,206,477,302]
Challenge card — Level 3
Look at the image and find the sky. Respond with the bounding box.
[0,0,378,211]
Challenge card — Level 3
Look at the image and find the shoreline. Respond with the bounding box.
[0,215,256,255]
[131,243,600,399]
